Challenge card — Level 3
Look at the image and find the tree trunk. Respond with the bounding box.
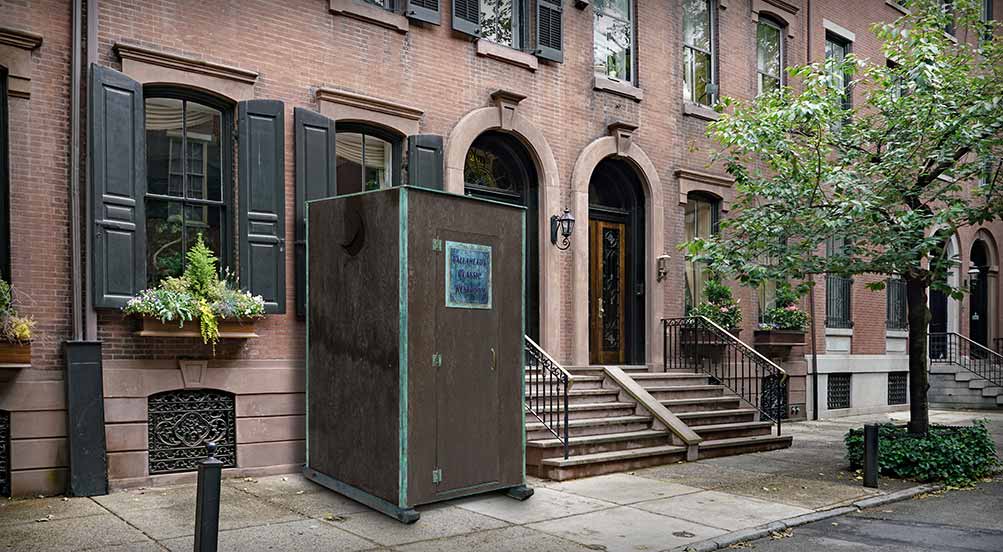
[904,274,931,435]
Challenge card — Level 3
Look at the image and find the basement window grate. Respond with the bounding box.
[827,373,851,410]
[148,389,237,474]
[888,372,908,405]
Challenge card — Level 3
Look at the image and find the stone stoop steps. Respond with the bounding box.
[525,365,793,481]
[929,360,1003,409]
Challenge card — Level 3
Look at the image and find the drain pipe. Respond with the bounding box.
[809,276,819,421]
[69,0,82,340]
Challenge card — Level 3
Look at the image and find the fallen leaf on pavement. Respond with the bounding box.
[770,528,793,540]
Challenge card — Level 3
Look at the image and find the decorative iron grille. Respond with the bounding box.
[888,372,908,405]
[825,274,853,329]
[827,373,851,409]
[601,227,621,352]
[148,389,236,474]
[761,374,789,420]
[0,410,9,497]
[885,278,908,330]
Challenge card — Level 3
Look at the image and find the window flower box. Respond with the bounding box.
[0,342,30,367]
[753,329,805,361]
[134,317,259,339]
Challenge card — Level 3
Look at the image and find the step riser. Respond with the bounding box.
[526,393,620,405]
[680,412,758,426]
[694,426,773,440]
[697,438,792,460]
[660,400,742,413]
[648,387,726,400]
[527,436,671,464]
[524,379,604,390]
[635,376,710,387]
[532,406,638,420]
[528,450,688,481]
[526,421,652,440]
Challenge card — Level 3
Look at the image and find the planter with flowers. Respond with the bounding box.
[0,278,34,367]
[754,283,809,360]
[123,235,264,349]
[684,279,743,362]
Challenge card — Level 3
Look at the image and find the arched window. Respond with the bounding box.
[684,193,720,309]
[757,16,784,95]
[144,89,233,287]
[335,123,402,195]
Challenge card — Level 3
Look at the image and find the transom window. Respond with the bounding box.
[144,93,230,287]
[594,0,634,82]
[684,194,720,309]
[825,33,852,111]
[481,0,520,49]
[335,124,402,195]
[757,18,783,95]
[683,0,716,105]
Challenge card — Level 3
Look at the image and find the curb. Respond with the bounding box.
[671,483,945,552]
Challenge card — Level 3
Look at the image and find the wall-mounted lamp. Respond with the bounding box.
[657,255,671,282]
[550,208,576,250]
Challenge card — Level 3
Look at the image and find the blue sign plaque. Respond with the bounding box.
[445,241,492,309]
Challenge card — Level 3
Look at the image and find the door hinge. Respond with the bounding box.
[432,468,442,484]
[432,238,442,251]
[432,353,442,367]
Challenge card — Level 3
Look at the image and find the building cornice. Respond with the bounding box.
[316,88,423,122]
[113,42,259,85]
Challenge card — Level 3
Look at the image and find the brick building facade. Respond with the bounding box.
[0,0,1000,496]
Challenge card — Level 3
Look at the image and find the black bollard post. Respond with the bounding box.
[194,442,223,552]
[863,424,879,488]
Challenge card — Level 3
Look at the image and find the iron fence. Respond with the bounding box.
[662,316,788,435]
[929,332,1003,388]
[524,336,570,459]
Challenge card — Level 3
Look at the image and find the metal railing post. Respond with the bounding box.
[194,442,223,552]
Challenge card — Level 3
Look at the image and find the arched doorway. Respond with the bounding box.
[588,158,645,364]
[970,239,991,348]
[463,131,540,341]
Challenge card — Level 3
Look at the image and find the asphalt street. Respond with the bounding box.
[744,477,1003,551]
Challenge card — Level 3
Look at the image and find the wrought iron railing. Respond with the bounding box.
[929,332,1003,387]
[662,316,788,435]
[524,336,570,459]
[825,274,853,329]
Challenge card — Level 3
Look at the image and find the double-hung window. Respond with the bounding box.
[683,0,716,105]
[452,0,564,62]
[825,33,852,111]
[335,124,402,195]
[144,94,230,287]
[684,194,720,309]
[757,18,783,95]
[480,0,520,49]
[594,0,634,82]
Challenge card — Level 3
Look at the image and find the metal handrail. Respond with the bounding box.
[524,336,570,459]
[929,332,1003,387]
[662,316,788,436]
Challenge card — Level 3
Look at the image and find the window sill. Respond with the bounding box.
[885,0,909,15]
[886,329,908,339]
[683,102,719,121]
[593,75,643,102]
[329,0,409,34]
[475,39,538,72]
[825,327,854,337]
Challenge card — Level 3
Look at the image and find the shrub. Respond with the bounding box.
[123,234,265,348]
[0,278,33,343]
[845,421,999,487]
[690,279,743,329]
[760,283,809,331]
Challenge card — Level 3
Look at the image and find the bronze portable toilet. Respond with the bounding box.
[305,186,532,523]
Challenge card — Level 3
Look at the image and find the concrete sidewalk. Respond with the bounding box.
[1,409,1000,552]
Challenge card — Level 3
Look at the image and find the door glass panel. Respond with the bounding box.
[601,226,622,353]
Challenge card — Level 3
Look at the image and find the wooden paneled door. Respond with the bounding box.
[590,219,627,365]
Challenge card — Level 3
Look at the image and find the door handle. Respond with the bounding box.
[490,347,496,371]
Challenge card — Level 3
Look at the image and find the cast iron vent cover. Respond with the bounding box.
[888,372,908,405]
[148,389,236,474]
[827,373,852,410]
[0,409,9,497]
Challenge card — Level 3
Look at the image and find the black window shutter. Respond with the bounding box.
[536,0,564,62]
[293,107,336,318]
[89,64,146,308]
[406,0,441,25]
[238,100,286,314]
[452,0,480,36]
[407,135,444,190]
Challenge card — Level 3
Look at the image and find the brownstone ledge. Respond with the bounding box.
[113,42,259,85]
[0,27,43,50]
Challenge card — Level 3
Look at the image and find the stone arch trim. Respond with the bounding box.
[972,228,1000,272]
[444,104,563,355]
[570,135,665,366]
[751,0,800,39]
